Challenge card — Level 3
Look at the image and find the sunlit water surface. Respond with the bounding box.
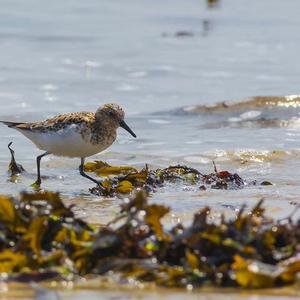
[1,0,300,298]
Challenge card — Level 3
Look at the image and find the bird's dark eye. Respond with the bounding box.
[108,111,115,117]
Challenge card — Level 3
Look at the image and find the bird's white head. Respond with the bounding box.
[96,103,136,138]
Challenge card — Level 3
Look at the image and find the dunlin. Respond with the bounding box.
[1,103,136,185]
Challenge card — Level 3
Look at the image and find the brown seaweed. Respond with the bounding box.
[0,190,299,289]
[88,161,250,196]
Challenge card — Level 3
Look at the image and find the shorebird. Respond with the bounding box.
[1,103,136,186]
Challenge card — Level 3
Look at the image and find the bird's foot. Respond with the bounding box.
[89,180,107,196]
[31,180,41,189]
[96,180,104,188]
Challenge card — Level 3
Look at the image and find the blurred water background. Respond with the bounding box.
[2,0,300,298]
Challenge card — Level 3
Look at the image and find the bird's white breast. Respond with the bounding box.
[17,124,112,158]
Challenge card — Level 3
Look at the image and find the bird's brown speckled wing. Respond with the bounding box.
[12,112,96,132]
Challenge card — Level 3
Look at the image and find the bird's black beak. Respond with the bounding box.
[119,119,136,138]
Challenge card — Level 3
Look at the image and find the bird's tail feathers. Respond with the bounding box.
[0,121,27,128]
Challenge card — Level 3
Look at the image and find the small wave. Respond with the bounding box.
[200,118,300,129]
[179,95,300,115]
[171,96,300,128]
[183,149,300,164]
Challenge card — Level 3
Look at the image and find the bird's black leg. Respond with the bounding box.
[34,152,50,186]
[79,157,101,185]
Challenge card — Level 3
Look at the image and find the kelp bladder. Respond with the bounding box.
[1,190,300,289]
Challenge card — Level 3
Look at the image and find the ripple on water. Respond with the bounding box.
[40,84,58,91]
[137,142,166,149]
[116,83,138,91]
[128,71,147,78]
[180,149,300,168]
[148,119,171,124]
[204,149,300,163]
[183,156,211,164]
[239,110,262,120]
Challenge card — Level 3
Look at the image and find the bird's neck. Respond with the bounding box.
[93,116,118,131]
[90,118,117,144]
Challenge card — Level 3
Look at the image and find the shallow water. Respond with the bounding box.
[1,0,300,298]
